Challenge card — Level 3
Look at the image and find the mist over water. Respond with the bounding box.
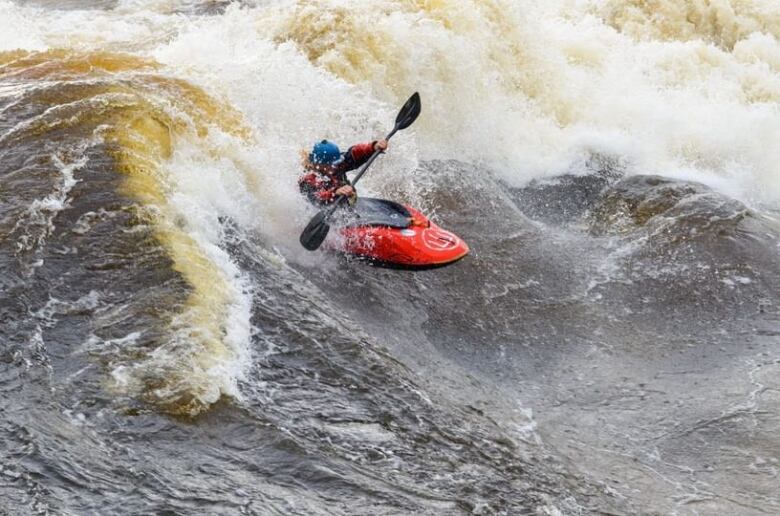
[2,1,780,514]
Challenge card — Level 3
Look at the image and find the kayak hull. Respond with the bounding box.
[329,202,469,269]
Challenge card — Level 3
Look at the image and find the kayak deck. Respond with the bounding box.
[329,198,469,269]
[338,198,412,229]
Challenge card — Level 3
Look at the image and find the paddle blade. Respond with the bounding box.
[395,92,421,131]
[300,210,331,251]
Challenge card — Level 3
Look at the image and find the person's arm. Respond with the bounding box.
[299,172,340,204]
[338,139,389,172]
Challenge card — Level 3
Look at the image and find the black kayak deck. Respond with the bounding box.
[337,197,412,229]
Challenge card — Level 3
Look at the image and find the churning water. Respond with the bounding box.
[2,1,780,514]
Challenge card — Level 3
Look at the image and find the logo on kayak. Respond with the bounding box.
[400,229,416,237]
[422,228,458,250]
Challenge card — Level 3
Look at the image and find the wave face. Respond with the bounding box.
[2,1,780,514]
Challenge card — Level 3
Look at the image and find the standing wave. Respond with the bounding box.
[1,49,255,416]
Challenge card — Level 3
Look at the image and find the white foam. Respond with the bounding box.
[3,0,779,207]
[229,0,780,205]
[0,1,46,51]
[100,132,259,408]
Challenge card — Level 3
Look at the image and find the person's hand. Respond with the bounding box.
[335,185,355,198]
[374,139,388,152]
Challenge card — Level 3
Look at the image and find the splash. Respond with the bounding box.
[254,0,780,201]
[4,0,780,202]
[601,0,780,49]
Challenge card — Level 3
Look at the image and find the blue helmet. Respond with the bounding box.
[309,140,341,165]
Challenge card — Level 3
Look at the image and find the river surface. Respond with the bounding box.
[2,1,780,514]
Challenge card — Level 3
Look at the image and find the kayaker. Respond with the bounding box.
[298,139,389,205]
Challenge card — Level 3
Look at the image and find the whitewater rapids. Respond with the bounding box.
[1,1,780,514]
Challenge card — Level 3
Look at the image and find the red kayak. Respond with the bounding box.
[327,198,469,269]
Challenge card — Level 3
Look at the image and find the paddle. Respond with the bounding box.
[299,92,421,251]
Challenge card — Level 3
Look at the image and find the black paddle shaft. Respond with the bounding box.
[322,126,399,218]
[299,92,421,251]
[327,92,421,215]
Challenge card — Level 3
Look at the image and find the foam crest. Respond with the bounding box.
[4,0,780,203]
[250,0,780,202]
[601,0,780,49]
